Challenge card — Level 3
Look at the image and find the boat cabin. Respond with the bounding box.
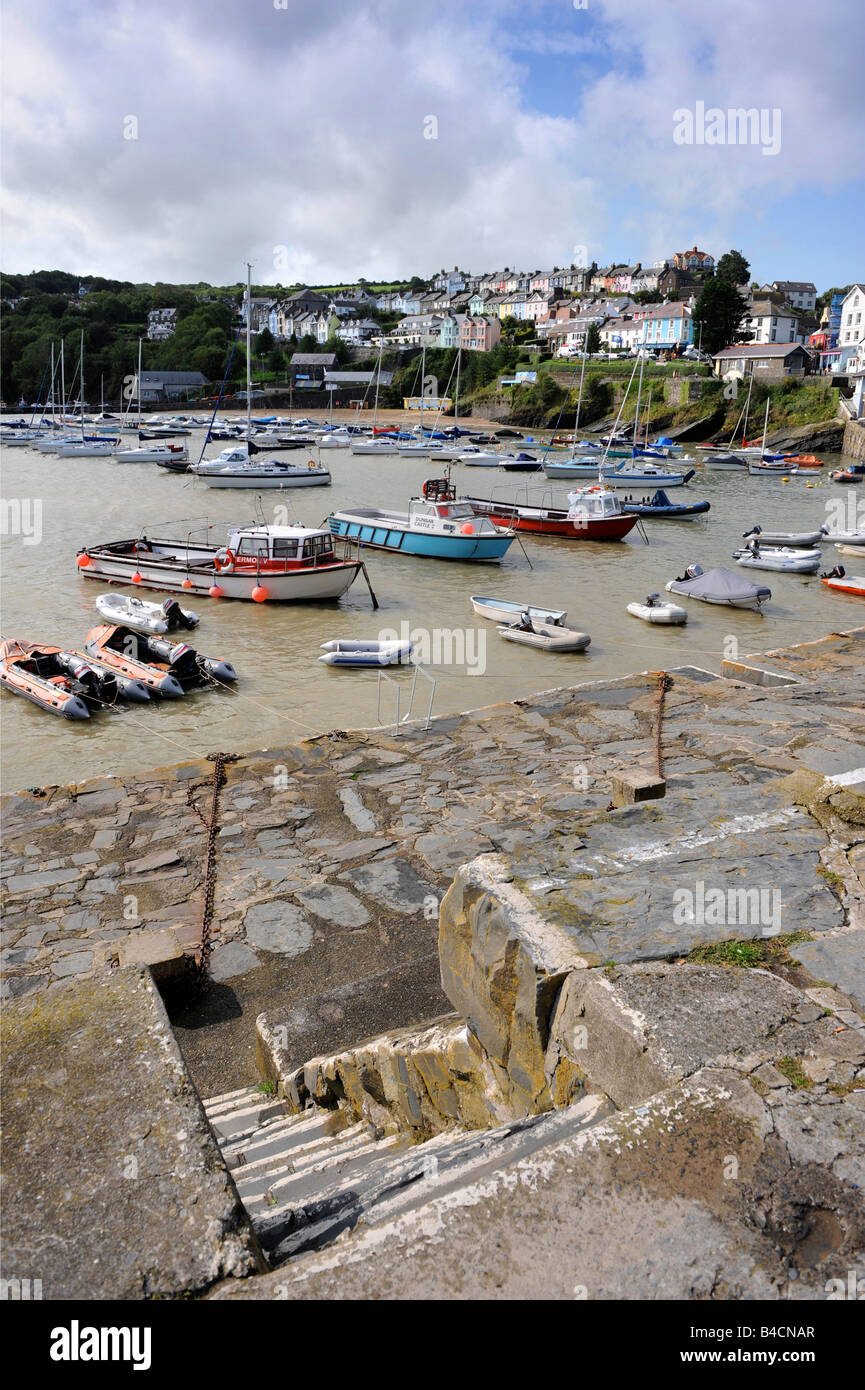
[566,486,624,520]
[225,525,337,569]
[407,496,498,535]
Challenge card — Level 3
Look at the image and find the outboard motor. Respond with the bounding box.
[744,524,762,539]
[56,651,118,705]
[143,636,200,683]
[161,598,197,631]
[645,593,659,607]
[686,563,703,579]
[820,565,846,579]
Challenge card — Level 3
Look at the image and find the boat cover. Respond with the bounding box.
[668,566,771,603]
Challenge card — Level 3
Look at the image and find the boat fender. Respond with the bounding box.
[214,548,235,573]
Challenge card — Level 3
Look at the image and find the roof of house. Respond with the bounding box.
[639,302,691,320]
[139,371,206,385]
[323,370,395,385]
[748,301,800,319]
[289,352,338,365]
[772,281,816,293]
[714,343,811,358]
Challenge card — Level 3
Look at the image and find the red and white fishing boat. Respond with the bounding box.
[464,484,639,541]
[76,523,373,603]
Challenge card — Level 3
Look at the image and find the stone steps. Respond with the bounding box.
[204,1079,611,1266]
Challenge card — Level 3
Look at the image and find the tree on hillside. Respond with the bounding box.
[715,250,750,286]
[694,277,749,354]
[256,327,275,356]
[585,322,602,354]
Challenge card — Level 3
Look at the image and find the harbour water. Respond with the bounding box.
[1,431,861,791]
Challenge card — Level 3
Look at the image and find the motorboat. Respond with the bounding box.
[732,543,822,574]
[77,524,368,603]
[84,625,237,691]
[666,564,771,609]
[0,639,123,719]
[741,524,828,549]
[830,463,865,484]
[748,458,799,475]
[820,566,865,598]
[460,452,502,466]
[95,594,199,634]
[54,439,121,457]
[626,595,687,625]
[465,484,638,541]
[498,454,542,473]
[470,595,568,625]
[497,618,591,652]
[328,483,514,562]
[620,489,709,519]
[319,639,414,667]
[113,443,189,463]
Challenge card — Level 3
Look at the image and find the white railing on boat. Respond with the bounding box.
[376,665,436,736]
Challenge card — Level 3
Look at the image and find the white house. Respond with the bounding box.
[772,281,817,312]
[599,316,641,352]
[839,285,864,350]
[746,301,801,345]
[336,318,380,346]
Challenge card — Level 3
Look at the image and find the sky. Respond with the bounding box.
[2,0,863,292]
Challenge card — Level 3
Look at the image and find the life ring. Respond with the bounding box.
[214,548,235,574]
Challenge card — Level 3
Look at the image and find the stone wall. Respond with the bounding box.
[842,418,865,459]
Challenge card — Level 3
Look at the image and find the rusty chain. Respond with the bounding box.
[655,671,673,778]
[185,751,239,986]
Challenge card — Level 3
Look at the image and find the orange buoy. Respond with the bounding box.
[131,571,142,583]
[182,578,193,589]
[460,523,475,535]
[209,584,224,598]
[251,585,268,602]
[77,553,91,568]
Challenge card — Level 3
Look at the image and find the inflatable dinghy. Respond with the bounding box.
[318,639,414,667]
[95,594,199,635]
[626,595,687,625]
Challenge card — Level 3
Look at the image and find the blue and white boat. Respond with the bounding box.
[543,457,603,479]
[601,460,695,488]
[327,483,514,562]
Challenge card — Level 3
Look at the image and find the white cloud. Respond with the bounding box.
[0,0,861,284]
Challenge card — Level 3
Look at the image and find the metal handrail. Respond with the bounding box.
[376,663,436,736]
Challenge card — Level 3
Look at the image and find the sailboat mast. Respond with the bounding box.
[742,373,753,446]
[245,262,253,445]
[571,348,587,451]
[137,338,142,428]
[632,350,645,458]
[60,339,65,423]
[454,345,461,430]
[50,343,55,424]
[372,342,382,430]
[644,387,652,447]
[80,329,85,439]
[760,396,769,456]
[419,344,425,435]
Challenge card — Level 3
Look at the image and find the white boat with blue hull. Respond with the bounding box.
[328,486,514,562]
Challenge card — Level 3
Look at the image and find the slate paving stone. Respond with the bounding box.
[790,931,865,1009]
[209,941,261,981]
[339,858,436,914]
[244,901,315,957]
[296,884,370,928]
